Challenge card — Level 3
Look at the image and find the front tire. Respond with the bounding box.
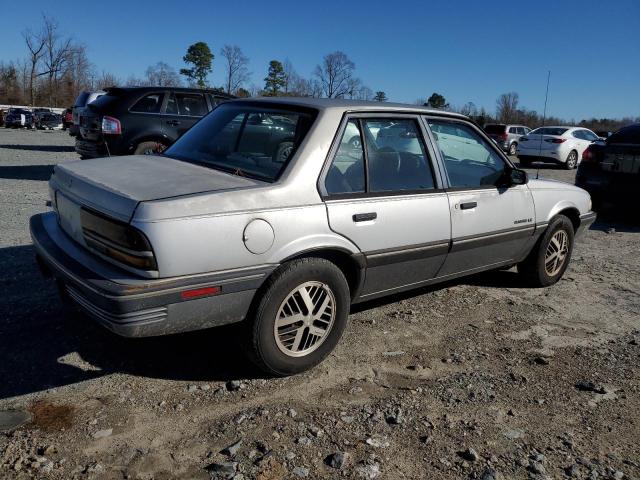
[517,215,574,287]
[564,150,578,169]
[244,258,350,376]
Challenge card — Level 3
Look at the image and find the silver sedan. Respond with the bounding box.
[30,98,596,375]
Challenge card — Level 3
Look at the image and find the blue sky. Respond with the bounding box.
[2,0,639,120]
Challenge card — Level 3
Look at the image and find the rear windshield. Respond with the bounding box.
[530,127,568,136]
[74,92,90,107]
[607,125,640,145]
[164,103,317,182]
[484,124,506,134]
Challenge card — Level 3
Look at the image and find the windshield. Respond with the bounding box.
[484,124,506,134]
[164,103,317,182]
[530,127,568,136]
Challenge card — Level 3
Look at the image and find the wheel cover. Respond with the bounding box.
[567,151,577,167]
[545,230,569,276]
[274,281,336,357]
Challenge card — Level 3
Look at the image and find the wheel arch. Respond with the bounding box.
[551,205,581,232]
[277,247,365,301]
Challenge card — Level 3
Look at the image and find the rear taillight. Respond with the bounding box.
[500,133,508,140]
[101,115,121,135]
[545,138,566,144]
[581,145,600,163]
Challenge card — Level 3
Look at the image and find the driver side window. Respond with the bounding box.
[427,119,507,188]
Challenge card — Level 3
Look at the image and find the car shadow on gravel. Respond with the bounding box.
[0,144,76,153]
[0,165,55,181]
[0,245,261,400]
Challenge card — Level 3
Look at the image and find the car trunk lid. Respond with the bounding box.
[601,144,640,174]
[51,155,263,222]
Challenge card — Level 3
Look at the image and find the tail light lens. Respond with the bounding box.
[101,115,121,135]
[80,208,157,271]
[581,145,600,164]
[499,133,508,141]
[545,138,566,144]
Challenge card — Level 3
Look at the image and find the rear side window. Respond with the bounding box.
[509,127,518,133]
[176,93,207,116]
[325,120,365,195]
[324,117,436,195]
[572,130,585,140]
[130,93,164,113]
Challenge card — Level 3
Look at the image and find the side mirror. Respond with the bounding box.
[509,168,528,186]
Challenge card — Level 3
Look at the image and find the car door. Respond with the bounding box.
[424,117,535,276]
[161,91,208,142]
[321,115,451,298]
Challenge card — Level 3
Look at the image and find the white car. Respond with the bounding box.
[516,126,601,169]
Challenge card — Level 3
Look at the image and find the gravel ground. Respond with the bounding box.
[0,128,639,480]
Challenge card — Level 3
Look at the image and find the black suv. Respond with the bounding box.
[75,86,234,158]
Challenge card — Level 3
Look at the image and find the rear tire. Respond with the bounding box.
[509,142,517,156]
[134,141,168,155]
[517,215,574,287]
[564,150,578,169]
[243,258,350,376]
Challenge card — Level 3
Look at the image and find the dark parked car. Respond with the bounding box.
[576,124,639,209]
[37,112,63,130]
[75,86,234,158]
[4,108,34,128]
[69,91,105,137]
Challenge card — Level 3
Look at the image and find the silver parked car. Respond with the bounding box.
[484,124,532,155]
[30,98,596,376]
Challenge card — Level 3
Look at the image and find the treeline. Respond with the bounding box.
[421,91,639,132]
[0,15,637,133]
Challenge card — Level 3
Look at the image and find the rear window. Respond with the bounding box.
[484,124,506,134]
[530,127,568,136]
[74,92,90,107]
[607,125,640,145]
[130,93,164,113]
[164,103,317,182]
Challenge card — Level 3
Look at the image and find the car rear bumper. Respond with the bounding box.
[30,212,272,337]
[576,166,636,203]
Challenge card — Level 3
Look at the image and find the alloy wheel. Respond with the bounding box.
[567,151,578,168]
[273,281,336,357]
[545,230,569,276]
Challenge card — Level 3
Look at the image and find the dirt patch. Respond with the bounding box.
[28,400,74,432]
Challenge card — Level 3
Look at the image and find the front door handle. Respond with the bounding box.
[353,212,377,222]
[166,120,181,126]
[460,202,477,210]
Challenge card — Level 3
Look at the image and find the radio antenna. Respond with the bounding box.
[536,70,551,179]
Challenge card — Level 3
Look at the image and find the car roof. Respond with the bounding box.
[103,86,234,98]
[229,96,468,118]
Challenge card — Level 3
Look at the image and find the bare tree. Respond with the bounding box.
[496,92,519,123]
[220,45,250,95]
[314,51,355,98]
[145,62,181,86]
[23,27,46,105]
[42,16,72,106]
[95,71,119,90]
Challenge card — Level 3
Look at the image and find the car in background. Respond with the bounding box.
[62,108,73,130]
[69,90,105,137]
[484,124,532,155]
[32,107,52,124]
[4,108,34,128]
[75,86,233,158]
[37,112,63,130]
[576,123,639,209]
[31,98,595,375]
[0,109,5,126]
[516,126,601,169]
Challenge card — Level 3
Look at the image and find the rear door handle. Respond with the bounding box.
[353,212,377,222]
[460,202,477,210]
[166,120,181,126]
